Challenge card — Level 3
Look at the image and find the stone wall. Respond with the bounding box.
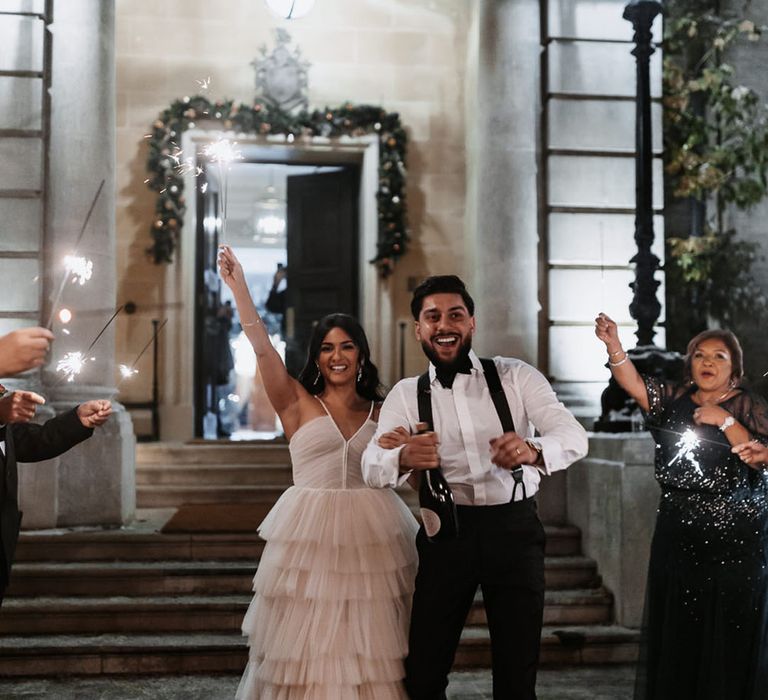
[567,433,660,628]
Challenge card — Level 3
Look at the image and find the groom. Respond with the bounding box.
[363,275,588,699]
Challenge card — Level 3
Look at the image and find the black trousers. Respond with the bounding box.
[404,498,546,700]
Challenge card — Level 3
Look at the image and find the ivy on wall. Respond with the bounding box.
[663,2,768,341]
[145,97,409,277]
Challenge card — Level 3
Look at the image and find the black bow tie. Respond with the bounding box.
[435,356,473,389]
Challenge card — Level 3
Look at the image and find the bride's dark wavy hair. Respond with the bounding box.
[297,313,385,401]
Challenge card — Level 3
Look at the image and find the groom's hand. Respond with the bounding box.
[490,432,539,470]
[77,400,113,428]
[399,422,440,471]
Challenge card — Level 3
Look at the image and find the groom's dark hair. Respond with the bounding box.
[410,275,475,320]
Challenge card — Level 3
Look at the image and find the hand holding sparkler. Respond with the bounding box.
[218,245,247,292]
[76,400,113,429]
[0,328,54,376]
[732,440,768,470]
[0,390,46,424]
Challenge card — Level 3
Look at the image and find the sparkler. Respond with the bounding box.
[116,319,168,385]
[63,255,93,286]
[196,76,211,90]
[45,180,105,329]
[52,306,124,386]
[668,428,703,474]
[118,364,139,380]
[203,138,243,245]
[56,352,93,383]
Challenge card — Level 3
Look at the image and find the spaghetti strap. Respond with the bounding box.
[314,395,331,416]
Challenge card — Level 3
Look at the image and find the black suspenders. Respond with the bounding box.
[417,358,527,501]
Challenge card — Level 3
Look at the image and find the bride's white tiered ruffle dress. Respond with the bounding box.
[236,401,418,700]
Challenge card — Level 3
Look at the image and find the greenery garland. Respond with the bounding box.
[145,97,409,277]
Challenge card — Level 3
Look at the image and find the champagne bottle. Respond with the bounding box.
[417,426,458,542]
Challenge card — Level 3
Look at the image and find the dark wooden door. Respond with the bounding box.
[285,167,359,375]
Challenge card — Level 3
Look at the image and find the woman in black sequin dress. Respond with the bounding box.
[595,315,768,700]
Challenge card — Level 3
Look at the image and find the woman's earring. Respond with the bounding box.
[357,364,363,383]
[313,363,321,386]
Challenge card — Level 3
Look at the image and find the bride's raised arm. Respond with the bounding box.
[217,245,302,421]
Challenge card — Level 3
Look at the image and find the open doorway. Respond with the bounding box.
[194,161,360,440]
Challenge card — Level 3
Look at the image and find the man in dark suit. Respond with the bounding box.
[0,386,112,606]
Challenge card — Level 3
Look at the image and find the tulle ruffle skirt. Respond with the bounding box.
[236,485,419,700]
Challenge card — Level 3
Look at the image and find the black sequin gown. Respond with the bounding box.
[635,378,768,700]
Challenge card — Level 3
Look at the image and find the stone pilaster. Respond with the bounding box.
[18,0,135,529]
[465,0,542,364]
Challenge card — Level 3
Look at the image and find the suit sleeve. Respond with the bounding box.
[11,407,94,463]
[510,360,589,475]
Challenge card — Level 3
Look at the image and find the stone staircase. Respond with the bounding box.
[0,443,639,677]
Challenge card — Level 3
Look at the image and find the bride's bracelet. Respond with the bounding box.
[608,348,624,358]
[242,317,261,327]
[608,354,628,367]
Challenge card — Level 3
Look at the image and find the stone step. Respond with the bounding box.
[0,626,640,677]
[135,463,293,487]
[455,624,640,668]
[467,588,612,627]
[136,442,290,466]
[7,556,599,598]
[15,525,580,563]
[0,589,612,635]
[15,531,266,564]
[136,485,288,508]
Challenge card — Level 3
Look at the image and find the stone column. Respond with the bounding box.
[19,0,135,528]
[465,0,542,363]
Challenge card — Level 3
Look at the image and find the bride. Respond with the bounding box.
[218,245,418,699]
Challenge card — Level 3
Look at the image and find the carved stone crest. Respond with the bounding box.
[251,29,310,113]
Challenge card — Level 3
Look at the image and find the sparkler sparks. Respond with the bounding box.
[669,428,703,475]
[58,308,72,324]
[118,364,139,380]
[202,138,243,245]
[56,352,91,383]
[45,181,105,330]
[202,138,243,166]
[196,76,211,90]
[64,255,94,286]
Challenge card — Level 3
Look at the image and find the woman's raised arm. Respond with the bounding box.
[218,245,301,418]
[594,312,650,412]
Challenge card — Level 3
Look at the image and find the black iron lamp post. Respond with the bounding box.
[624,0,663,347]
[595,0,685,431]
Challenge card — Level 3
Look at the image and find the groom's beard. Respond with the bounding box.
[420,336,473,373]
